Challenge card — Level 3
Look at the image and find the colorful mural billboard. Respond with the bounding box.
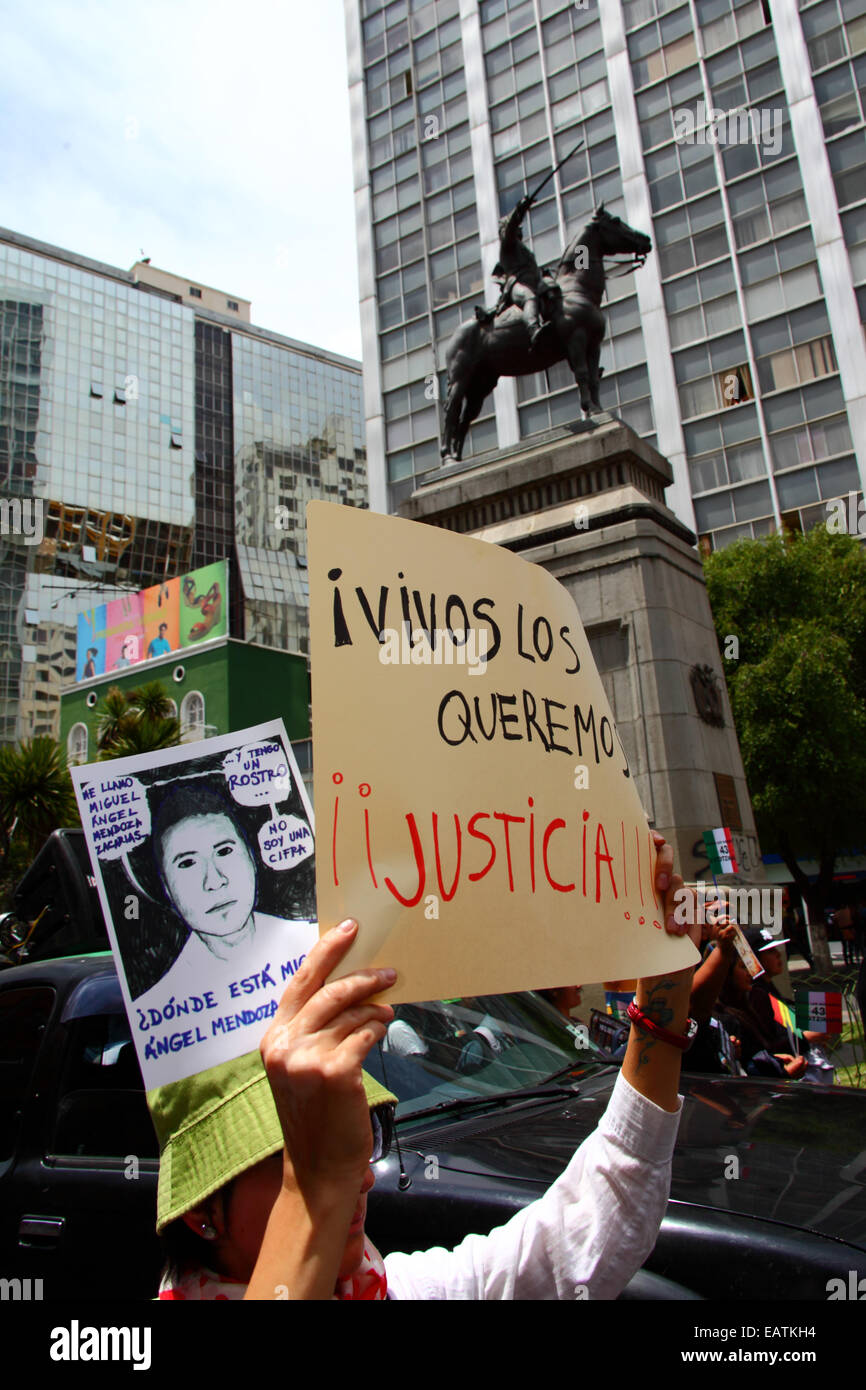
[76,560,228,682]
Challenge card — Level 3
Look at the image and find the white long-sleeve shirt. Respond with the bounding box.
[158,1070,680,1302]
[383,1070,681,1301]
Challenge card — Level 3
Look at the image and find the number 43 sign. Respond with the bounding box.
[795,990,843,1034]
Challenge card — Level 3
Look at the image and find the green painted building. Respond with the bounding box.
[61,635,311,785]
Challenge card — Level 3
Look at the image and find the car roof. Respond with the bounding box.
[0,951,117,988]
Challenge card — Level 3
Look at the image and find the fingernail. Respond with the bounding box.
[666,914,676,932]
[657,873,670,891]
[338,919,357,934]
[380,967,396,983]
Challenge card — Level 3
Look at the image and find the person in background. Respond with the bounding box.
[382,1006,429,1059]
[147,622,172,659]
[746,927,826,1050]
[716,955,807,1079]
[682,911,739,1075]
[537,985,583,1020]
[112,635,137,669]
[836,904,856,968]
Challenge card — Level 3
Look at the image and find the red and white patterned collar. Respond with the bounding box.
[158,1242,388,1302]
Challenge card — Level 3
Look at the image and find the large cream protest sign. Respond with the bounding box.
[309,501,696,1000]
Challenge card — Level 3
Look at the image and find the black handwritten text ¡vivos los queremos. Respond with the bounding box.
[437,688,631,775]
[327,568,581,675]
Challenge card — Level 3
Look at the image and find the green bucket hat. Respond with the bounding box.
[148,1049,397,1233]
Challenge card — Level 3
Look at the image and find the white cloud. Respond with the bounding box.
[0,0,362,358]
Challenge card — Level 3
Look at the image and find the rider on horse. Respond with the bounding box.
[444,203,652,461]
[476,194,555,349]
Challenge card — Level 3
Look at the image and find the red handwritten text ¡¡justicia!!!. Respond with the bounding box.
[330,775,662,926]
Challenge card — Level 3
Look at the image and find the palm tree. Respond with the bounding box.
[96,681,181,761]
[126,680,178,723]
[0,736,80,872]
[95,686,132,753]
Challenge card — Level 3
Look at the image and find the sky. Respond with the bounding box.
[0,0,364,360]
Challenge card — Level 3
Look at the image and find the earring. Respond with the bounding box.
[200,1223,217,1240]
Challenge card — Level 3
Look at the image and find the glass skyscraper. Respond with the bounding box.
[0,228,365,744]
[344,0,865,551]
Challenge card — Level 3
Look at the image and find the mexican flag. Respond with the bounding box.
[702,826,739,875]
[795,990,843,1035]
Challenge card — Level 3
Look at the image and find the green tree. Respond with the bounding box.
[96,680,181,760]
[0,736,80,886]
[704,526,866,968]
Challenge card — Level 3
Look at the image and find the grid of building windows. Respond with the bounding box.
[363,0,486,486]
[0,295,45,736]
[352,0,660,499]
[802,0,866,332]
[232,335,366,654]
[801,0,866,136]
[0,229,366,741]
[0,237,196,742]
[639,0,861,555]
[348,0,865,552]
[0,241,195,528]
[682,0,858,548]
[486,0,656,454]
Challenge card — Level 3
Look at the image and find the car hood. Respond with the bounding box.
[404,1071,866,1250]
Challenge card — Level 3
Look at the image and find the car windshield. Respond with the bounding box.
[363,991,610,1120]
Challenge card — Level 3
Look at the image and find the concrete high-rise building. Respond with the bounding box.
[0,228,366,744]
[344,0,865,549]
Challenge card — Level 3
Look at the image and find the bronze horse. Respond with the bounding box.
[441,207,652,461]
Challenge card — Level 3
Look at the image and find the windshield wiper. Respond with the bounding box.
[404,1079,582,1124]
[539,1058,609,1085]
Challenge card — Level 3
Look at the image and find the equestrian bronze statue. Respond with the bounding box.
[441,199,652,462]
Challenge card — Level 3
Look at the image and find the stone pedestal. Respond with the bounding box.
[397,417,764,887]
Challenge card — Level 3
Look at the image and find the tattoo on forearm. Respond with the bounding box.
[644,979,676,1017]
[634,979,676,1070]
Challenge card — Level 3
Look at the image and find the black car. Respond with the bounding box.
[2,952,865,1301]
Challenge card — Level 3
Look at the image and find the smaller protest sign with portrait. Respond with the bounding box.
[71,719,316,1089]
